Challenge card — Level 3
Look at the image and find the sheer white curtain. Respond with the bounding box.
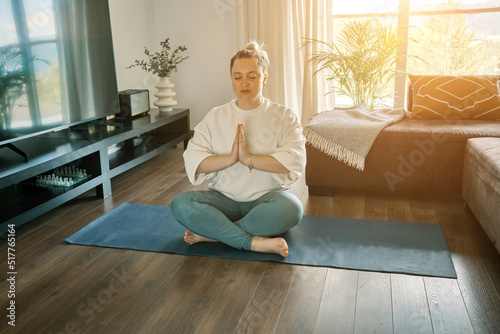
[236,0,335,124]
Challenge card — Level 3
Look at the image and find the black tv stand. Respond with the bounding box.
[1,143,29,162]
[71,119,124,131]
[0,108,190,233]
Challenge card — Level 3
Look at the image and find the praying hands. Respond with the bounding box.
[229,123,252,169]
[196,123,289,175]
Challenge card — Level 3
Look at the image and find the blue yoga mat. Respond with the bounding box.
[65,202,456,278]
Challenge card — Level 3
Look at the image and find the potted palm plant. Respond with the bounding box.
[304,19,414,109]
[0,48,29,130]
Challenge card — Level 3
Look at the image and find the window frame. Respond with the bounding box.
[329,0,500,108]
[7,0,58,127]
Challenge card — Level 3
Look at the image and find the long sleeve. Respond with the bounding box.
[183,111,217,185]
[270,109,306,186]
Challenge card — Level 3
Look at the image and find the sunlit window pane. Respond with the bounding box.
[1,46,29,129]
[32,43,61,125]
[410,0,500,11]
[0,0,17,46]
[9,95,30,128]
[24,0,56,41]
[407,11,500,75]
[332,1,400,15]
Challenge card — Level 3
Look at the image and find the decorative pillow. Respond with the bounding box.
[408,75,500,120]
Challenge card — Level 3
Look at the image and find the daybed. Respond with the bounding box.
[463,137,500,254]
[305,75,500,195]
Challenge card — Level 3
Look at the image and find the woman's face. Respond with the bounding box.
[231,58,267,110]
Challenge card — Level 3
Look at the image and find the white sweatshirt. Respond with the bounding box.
[183,98,306,202]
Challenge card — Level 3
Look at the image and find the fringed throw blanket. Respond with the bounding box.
[303,106,405,171]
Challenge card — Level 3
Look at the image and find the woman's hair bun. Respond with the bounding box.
[245,40,261,52]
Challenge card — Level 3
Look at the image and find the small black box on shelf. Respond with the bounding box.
[117,89,150,119]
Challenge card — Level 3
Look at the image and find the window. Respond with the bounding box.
[0,0,61,129]
[330,0,500,108]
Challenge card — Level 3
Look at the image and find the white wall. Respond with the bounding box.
[108,0,157,102]
[109,0,238,129]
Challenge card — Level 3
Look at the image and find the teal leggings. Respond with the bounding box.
[171,190,303,251]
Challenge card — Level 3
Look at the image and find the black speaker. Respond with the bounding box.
[117,89,150,119]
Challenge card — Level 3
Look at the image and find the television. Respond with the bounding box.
[0,0,118,153]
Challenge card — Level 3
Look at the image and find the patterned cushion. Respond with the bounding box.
[408,75,500,120]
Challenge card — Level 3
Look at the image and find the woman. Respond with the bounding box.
[171,41,306,257]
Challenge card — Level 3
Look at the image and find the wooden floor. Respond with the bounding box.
[1,145,500,333]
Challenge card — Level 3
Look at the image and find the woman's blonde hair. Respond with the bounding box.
[230,41,269,75]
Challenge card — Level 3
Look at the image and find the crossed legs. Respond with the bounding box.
[170,190,303,257]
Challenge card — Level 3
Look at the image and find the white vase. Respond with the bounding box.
[154,77,177,112]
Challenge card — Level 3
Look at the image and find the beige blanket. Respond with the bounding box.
[303,106,405,171]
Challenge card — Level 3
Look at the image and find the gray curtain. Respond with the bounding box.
[53,0,117,123]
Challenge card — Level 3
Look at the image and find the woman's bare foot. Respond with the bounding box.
[184,230,217,245]
[250,236,289,257]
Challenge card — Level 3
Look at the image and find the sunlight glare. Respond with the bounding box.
[333,0,500,15]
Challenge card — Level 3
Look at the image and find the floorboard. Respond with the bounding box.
[424,277,475,333]
[191,260,267,334]
[392,274,433,334]
[353,271,393,334]
[449,237,500,333]
[84,252,187,333]
[234,263,295,334]
[314,269,358,334]
[273,266,327,334]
